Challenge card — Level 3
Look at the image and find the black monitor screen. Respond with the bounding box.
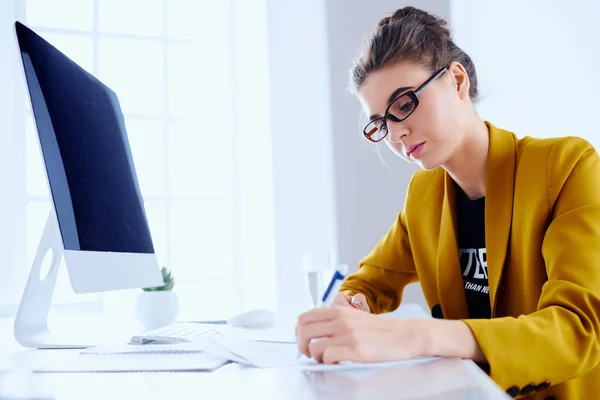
[15,22,154,254]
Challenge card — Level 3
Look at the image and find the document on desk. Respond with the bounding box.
[212,325,296,343]
[207,334,439,370]
[27,344,230,373]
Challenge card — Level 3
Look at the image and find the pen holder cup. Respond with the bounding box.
[304,268,335,308]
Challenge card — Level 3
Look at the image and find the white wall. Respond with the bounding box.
[451,0,600,146]
[266,1,338,320]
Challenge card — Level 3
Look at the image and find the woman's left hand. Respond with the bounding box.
[295,306,429,364]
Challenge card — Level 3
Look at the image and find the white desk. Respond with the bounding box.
[0,310,510,400]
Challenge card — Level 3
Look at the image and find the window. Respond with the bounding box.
[1,0,276,320]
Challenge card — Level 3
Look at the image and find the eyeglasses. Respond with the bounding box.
[363,66,449,143]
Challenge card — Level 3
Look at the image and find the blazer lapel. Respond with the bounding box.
[435,122,517,320]
[436,172,469,320]
[485,122,517,316]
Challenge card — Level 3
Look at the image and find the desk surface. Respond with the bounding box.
[1,360,508,400]
[0,312,510,400]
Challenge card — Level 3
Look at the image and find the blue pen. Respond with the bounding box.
[297,264,349,360]
[319,264,349,307]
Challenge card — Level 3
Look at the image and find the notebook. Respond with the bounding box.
[28,344,230,373]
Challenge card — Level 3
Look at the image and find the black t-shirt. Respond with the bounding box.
[455,184,491,319]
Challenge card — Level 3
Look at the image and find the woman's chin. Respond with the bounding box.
[414,156,442,171]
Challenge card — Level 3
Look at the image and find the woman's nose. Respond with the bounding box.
[387,120,409,143]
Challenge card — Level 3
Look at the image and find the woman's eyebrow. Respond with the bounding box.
[368,86,412,120]
[387,86,412,104]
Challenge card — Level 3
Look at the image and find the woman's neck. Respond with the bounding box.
[443,119,489,200]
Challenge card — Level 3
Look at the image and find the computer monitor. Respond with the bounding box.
[13,22,163,348]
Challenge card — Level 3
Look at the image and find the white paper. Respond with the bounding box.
[186,336,249,365]
[213,325,296,343]
[208,334,440,370]
[208,335,299,367]
[296,357,441,372]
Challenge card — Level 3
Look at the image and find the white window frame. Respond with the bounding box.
[0,0,276,319]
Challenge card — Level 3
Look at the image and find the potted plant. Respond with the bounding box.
[135,266,179,330]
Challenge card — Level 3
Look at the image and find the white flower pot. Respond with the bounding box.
[135,291,179,331]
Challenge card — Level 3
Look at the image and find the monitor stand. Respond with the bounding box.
[13,211,95,348]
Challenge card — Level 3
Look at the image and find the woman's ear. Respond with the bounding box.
[449,61,470,100]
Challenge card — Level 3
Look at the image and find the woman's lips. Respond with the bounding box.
[407,142,425,158]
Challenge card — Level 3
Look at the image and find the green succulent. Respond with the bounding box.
[142,266,175,291]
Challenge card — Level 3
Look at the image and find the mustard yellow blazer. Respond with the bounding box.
[340,122,600,399]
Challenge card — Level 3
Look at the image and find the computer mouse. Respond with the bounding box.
[227,309,275,329]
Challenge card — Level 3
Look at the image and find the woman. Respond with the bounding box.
[295,6,600,400]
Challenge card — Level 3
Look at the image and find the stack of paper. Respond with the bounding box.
[191,302,438,370]
[205,334,440,370]
[212,325,296,343]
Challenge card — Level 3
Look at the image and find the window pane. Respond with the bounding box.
[26,117,49,197]
[144,201,167,268]
[175,280,236,321]
[26,0,94,31]
[168,120,233,198]
[167,43,231,118]
[98,38,164,116]
[167,0,230,42]
[170,200,233,280]
[126,119,165,197]
[37,33,94,74]
[99,0,163,36]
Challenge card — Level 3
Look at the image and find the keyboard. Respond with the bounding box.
[130,322,218,345]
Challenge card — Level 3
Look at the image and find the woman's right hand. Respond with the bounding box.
[332,292,370,313]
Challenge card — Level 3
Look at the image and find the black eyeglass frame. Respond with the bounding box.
[363,65,449,143]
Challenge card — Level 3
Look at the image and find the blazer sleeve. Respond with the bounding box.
[463,138,600,393]
[339,177,418,314]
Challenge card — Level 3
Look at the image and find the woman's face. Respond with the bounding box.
[357,61,472,170]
